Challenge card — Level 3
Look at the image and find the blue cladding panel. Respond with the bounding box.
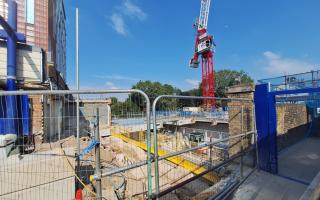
[21,95,30,136]
[0,0,29,142]
[0,96,30,136]
[5,95,18,135]
[16,95,30,136]
[254,84,278,174]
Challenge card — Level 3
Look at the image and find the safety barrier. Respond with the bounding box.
[152,95,258,199]
[0,90,258,200]
[0,89,151,200]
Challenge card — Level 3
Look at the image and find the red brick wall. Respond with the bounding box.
[29,95,44,135]
[14,0,49,51]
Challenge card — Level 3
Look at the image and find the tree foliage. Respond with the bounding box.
[214,70,253,97]
[110,97,140,118]
[181,70,253,100]
[131,80,182,110]
[179,85,203,107]
[109,70,253,115]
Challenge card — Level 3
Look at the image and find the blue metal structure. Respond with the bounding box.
[254,84,278,174]
[255,70,320,174]
[21,95,30,136]
[0,0,28,137]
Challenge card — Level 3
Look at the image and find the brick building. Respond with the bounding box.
[0,0,67,88]
[0,0,67,141]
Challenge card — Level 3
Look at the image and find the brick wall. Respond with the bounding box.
[30,95,65,145]
[276,103,310,151]
[29,95,44,145]
[226,85,311,154]
[227,84,255,157]
[276,104,308,135]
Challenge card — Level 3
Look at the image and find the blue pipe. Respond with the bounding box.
[5,0,18,135]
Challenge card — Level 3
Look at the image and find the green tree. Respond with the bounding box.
[179,85,203,107]
[110,70,253,114]
[214,70,253,97]
[110,97,118,104]
[131,80,181,109]
[110,98,140,118]
[193,70,254,98]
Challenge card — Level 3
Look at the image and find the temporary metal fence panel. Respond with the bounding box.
[258,69,320,92]
[0,89,152,200]
[0,90,259,200]
[255,78,320,174]
[275,93,320,151]
[152,95,257,199]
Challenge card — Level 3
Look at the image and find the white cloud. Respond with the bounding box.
[105,81,114,86]
[110,13,127,36]
[105,81,120,90]
[262,51,316,76]
[95,74,139,81]
[109,0,147,36]
[185,79,201,89]
[123,0,147,20]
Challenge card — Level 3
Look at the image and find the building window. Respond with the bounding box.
[25,0,34,24]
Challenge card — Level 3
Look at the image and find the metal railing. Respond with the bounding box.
[0,89,152,200]
[258,70,320,92]
[0,90,259,200]
[152,95,258,199]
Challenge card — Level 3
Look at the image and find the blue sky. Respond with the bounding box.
[64,0,320,91]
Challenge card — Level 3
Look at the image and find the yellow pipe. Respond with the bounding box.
[111,132,219,183]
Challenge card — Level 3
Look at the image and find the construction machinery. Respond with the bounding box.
[190,0,215,106]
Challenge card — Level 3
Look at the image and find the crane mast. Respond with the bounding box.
[190,0,215,107]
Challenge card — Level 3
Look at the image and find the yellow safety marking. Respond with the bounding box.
[112,132,148,150]
[111,132,220,183]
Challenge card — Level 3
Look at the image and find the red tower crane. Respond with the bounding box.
[189,0,215,107]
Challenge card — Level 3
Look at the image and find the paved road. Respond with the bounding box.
[230,170,307,200]
[278,137,320,184]
[0,148,75,200]
[230,137,320,200]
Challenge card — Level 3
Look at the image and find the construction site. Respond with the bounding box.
[0,0,320,200]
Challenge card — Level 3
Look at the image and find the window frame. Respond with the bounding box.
[25,0,35,24]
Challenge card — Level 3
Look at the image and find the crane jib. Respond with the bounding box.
[198,0,211,30]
